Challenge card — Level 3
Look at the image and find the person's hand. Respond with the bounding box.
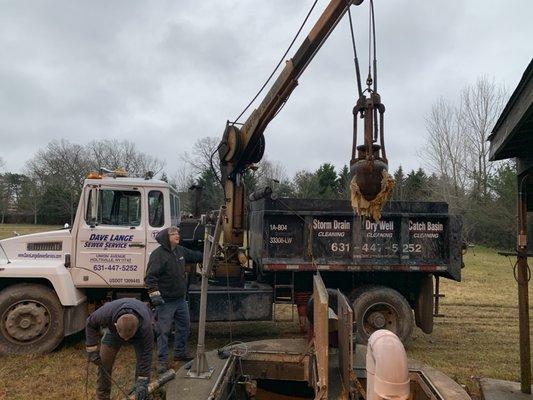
[149,291,164,307]
[86,345,102,366]
[134,377,149,400]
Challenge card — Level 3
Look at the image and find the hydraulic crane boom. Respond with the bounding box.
[218,0,364,251]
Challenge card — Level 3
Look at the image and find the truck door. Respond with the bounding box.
[145,189,169,266]
[73,185,146,288]
[145,189,179,275]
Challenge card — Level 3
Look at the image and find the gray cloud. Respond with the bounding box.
[0,0,531,179]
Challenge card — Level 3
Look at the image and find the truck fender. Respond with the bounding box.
[0,262,86,306]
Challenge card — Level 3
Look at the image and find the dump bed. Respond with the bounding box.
[249,198,462,281]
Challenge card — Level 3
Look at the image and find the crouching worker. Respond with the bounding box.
[145,226,203,373]
[85,298,153,400]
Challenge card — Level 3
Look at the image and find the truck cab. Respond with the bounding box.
[0,172,180,355]
[71,174,180,288]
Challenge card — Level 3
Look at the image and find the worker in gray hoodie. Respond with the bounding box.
[85,298,153,400]
[145,226,203,373]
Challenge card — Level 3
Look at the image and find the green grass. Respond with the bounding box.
[0,224,61,240]
[0,224,529,399]
[407,246,527,398]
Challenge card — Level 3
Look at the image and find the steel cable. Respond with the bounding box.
[85,359,132,399]
[347,8,363,98]
[231,0,319,125]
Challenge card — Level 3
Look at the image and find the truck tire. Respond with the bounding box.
[351,286,413,345]
[0,284,64,355]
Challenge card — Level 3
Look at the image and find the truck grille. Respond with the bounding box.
[27,242,63,252]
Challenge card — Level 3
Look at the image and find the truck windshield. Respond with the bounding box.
[86,189,141,226]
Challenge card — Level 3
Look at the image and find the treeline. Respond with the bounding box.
[176,77,516,249]
[0,139,164,225]
[0,77,517,249]
[177,148,516,250]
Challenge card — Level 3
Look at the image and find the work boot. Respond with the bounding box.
[173,351,194,362]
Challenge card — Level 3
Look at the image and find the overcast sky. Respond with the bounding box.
[1,0,532,180]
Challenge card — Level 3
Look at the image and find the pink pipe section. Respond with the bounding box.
[366,330,410,400]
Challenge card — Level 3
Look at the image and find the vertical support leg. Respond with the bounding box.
[188,207,224,379]
[516,254,530,394]
[517,177,531,394]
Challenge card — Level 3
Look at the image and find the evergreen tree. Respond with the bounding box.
[293,170,321,198]
[392,166,405,201]
[315,163,338,198]
[403,168,430,201]
[337,165,351,200]
[196,168,224,213]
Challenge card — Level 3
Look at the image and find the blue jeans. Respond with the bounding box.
[155,297,190,365]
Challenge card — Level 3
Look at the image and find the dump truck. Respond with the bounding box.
[0,172,462,355]
[245,196,462,343]
[0,0,463,355]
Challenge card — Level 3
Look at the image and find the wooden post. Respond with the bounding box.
[517,173,531,394]
[313,274,329,399]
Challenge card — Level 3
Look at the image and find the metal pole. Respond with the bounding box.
[188,208,224,379]
[188,224,213,378]
[517,173,531,394]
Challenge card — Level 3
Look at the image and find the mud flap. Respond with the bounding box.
[63,301,88,336]
[414,275,434,334]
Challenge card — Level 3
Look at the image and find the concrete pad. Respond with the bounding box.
[165,339,472,400]
[480,378,532,400]
[165,350,228,399]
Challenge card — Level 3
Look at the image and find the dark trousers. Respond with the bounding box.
[96,343,120,400]
[95,331,143,400]
[155,297,190,366]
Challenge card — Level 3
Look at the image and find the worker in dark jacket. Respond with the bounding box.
[145,226,203,373]
[85,298,153,400]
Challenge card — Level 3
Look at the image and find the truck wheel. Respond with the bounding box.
[351,286,413,345]
[0,284,64,355]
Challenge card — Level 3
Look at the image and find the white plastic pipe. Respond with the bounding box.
[366,330,410,400]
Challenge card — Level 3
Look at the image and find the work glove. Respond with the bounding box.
[134,376,149,400]
[86,345,102,366]
[149,290,165,307]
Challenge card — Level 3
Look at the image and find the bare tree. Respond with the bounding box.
[181,136,221,177]
[170,160,195,192]
[459,77,507,200]
[27,139,91,189]
[422,97,470,209]
[86,139,165,176]
[254,158,289,187]
[422,77,507,208]
[26,139,92,223]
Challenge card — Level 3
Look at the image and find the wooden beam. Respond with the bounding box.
[313,274,329,400]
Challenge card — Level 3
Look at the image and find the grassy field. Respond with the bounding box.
[0,224,61,240]
[0,224,529,399]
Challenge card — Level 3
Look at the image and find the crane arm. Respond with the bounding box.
[218,0,364,249]
[221,0,363,179]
